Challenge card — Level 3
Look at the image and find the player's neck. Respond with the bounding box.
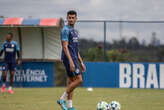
[6,40,12,42]
[68,24,74,28]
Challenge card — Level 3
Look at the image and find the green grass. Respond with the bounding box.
[0,88,164,110]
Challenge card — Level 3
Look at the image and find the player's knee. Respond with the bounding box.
[10,72,15,77]
[10,75,14,79]
[3,71,7,75]
[3,73,7,77]
[68,81,73,85]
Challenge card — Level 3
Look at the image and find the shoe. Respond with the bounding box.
[1,85,6,93]
[8,89,14,94]
[68,107,77,110]
[57,99,68,110]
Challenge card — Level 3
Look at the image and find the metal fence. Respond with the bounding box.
[75,20,164,62]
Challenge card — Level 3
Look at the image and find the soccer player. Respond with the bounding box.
[0,32,21,94]
[57,10,86,110]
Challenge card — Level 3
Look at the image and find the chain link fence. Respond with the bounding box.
[75,20,164,62]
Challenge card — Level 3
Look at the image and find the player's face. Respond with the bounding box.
[6,34,12,41]
[67,14,77,26]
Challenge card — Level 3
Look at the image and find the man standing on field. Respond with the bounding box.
[0,32,21,94]
[57,10,86,110]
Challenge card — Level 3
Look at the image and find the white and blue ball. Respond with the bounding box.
[97,101,109,110]
[109,101,121,110]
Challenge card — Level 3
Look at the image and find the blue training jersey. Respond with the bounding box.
[1,40,19,63]
[61,25,79,61]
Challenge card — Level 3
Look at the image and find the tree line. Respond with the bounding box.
[79,35,164,62]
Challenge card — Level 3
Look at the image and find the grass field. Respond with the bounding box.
[0,87,164,110]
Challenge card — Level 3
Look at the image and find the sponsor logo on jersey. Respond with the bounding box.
[73,37,78,43]
[6,48,14,52]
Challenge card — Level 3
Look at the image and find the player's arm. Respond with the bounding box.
[78,52,86,72]
[0,43,4,57]
[62,41,75,71]
[0,50,3,57]
[15,42,21,65]
[17,51,21,65]
[17,51,21,59]
[61,27,75,72]
[78,52,83,64]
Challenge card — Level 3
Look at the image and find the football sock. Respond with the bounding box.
[2,83,6,87]
[68,100,73,108]
[8,86,12,90]
[60,92,68,100]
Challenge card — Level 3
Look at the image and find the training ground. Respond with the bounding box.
[0,87,164,110]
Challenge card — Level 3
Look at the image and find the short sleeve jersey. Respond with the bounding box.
[61,25,79,61]
[1,40,19,63]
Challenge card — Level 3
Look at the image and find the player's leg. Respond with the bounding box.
[60,75,81,110]
[1,71,8,93]
[7,70,15,94]
[67,77,74,109]
[66,75,82,110]
[57,60,82,110]
[59,62,82,98]
[57,61,71,110]
[66,59,83,94]
[59,77,74,100]
[7,63,16,94]
[1,63,8,93]
[66,74,83,94]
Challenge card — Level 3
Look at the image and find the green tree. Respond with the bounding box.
[86,44,104,61]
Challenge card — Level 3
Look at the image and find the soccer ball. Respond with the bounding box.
[97,101,109,110]
[109,101,121,110]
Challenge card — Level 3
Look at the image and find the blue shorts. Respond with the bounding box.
[63,59,81,77]
[2,62,16,71]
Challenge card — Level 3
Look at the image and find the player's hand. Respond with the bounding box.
[70,61,75,72]
[81,62,86,72]
[17,59,21,65]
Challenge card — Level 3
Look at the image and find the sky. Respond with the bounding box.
[0,0,164,44]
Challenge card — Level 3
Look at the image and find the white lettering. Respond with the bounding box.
[160,64,164,88]
[146,64,158,88]
[119,63,131,88]
[133,64,145,88]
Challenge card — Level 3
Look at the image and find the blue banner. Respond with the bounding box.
[83,62,164,89]
[0,62,54,87]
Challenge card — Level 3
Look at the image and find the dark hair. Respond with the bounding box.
[67,10,77,16]
[8,32,13,37]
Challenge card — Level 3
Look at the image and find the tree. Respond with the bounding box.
[0,15,4,18]
[128,36,140,49]
[157,49,164,61]
[86,44,104,61]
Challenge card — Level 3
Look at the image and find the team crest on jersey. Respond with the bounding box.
[11,44,15,47]
[71,32,74,35]
[75,68,80,73]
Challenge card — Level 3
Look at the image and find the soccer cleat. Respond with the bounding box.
[68,107,77,110]
[57,99,68,110]
[8,89,14,94]
[1,85,6,93]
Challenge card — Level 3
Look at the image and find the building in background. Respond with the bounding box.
[0,17,64,60]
